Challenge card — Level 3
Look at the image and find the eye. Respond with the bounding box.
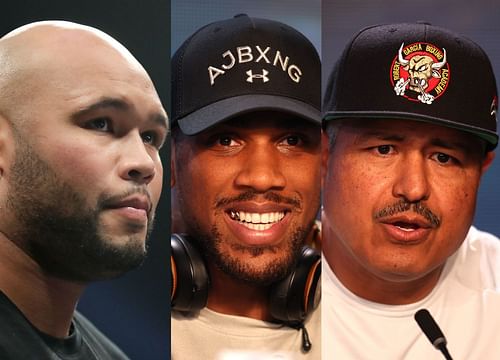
[282,135,301,146]
[217,136,238,147]
[141,131,158,146]
[278,133,308,148]
[204,133,242,150]
[432,152,456,165]
[375,145,393,155]
[286,135,300,146]
[86,117,111,131]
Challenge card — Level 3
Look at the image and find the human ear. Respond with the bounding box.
[481,150,495,174]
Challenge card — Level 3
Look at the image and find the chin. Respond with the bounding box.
[373,263,435,283]
[36,232,148,283]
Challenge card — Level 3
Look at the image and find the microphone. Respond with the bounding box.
[414,309,453,360]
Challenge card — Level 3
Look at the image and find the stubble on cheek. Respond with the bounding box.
[5,139,148,281]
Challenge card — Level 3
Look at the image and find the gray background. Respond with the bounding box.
[322,0,500,236]
[171,0,321,55]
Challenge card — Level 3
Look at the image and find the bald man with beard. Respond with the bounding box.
[0,21,168,359]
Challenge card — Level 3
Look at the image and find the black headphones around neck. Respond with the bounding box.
[170,233,321,324]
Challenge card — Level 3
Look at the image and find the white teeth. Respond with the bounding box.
[242,223,274,231]
[261,213,269,223]
[396,225,415,232]
[252,213,260,223]
[229,210,286,227]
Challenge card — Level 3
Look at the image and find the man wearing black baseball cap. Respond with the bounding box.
[322,22,500,358]
[170,14,321,359]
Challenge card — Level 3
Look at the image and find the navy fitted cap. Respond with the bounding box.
[172,14,321,135]
[324,22,498,149]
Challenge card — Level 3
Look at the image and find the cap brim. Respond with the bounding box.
[324,110,499,150]
[177,94,321,135]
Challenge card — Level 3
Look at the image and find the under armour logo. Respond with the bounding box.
[246,69,269,83]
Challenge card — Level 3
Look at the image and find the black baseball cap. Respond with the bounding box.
[172,14,321,135]
[324,22,498,149]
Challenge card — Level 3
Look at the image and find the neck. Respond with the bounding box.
[0,233,85,338]
[206,264,271,321]
[322,223,443,305]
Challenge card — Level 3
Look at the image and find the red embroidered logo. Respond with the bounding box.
[391,42,450,105]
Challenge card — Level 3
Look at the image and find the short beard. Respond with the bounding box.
[187,220,311,287]
[5,136,151,282]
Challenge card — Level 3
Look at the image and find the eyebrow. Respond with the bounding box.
[357,131,405,142]
[150,113,169,130]
[357,130,472,151]
[71,96,168,129]
[71,97,130,119]
[222,120,318,132]
[429,138,470,151]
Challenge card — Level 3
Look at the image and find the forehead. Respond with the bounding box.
[204,111,320,132]
[47,45,151,95]
[26,43,163,120]
[3,27,145,95]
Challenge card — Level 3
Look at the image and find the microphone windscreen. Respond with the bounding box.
[414,309,446,347]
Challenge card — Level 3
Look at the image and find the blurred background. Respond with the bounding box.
[322,0,500,235]
[171,0,321,55]
[2,1,170,359]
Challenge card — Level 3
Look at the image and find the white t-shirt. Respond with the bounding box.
[172,304,321,360]
[323,226,500,359]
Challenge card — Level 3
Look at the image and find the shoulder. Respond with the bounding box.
[466,226,500,249]
[462,226,500,267]
[451,226,500,291]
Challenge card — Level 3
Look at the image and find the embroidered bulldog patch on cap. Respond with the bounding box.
[391,42,450,105]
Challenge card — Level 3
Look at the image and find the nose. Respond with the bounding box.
[392,152,430,203]
[233,144,286,192]
[118,132,157,185]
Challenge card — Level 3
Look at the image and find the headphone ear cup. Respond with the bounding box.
[170,233,210,312]
[269,246,321,323]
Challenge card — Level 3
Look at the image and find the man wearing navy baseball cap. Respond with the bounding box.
[322,22,500,358]
[170,14,321,359]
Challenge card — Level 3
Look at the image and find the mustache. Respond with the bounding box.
[374,200,441,228]
[214,190,301,209]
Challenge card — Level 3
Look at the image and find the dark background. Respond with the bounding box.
[2,1,171,359]
[322,0,500,236]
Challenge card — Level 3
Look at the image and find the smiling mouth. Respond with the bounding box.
[228,210,286,231]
